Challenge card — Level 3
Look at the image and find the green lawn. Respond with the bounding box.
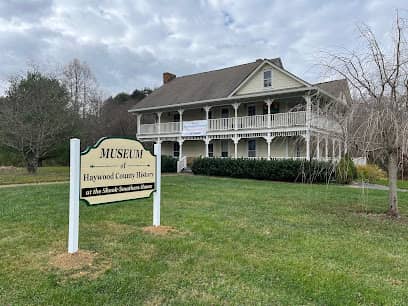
[1,175,408,305]
[0,166,68,185]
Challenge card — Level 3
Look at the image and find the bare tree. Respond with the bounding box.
[322,13,408,217]
[0,70,74,173]
[62,58,98,117]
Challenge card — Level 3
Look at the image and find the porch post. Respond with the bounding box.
[267,136,272,160]
[136,113,142,136]
[233,136,239,159]
[265,99,272,128]
[157,112,162,134]
[304,94,312,160]
[325,136,328,161]
[178,138,184,158]
[285,137,289,158]
[232,103,240,130]
[316,133,320,160]
[204,106,211,131]
[332,139,335,160]
[178,109,184,133]
[306,133,310,160]
[205,137,210,157]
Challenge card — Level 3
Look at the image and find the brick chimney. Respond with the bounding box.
[163,72,176,84]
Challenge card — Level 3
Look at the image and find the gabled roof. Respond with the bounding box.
[315,79,352,104]
[129,58,283,111]
[129,59,350,112]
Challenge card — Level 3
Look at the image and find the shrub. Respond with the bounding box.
[356,164,386,183]
[161,155,177,173]
[191,157,335,183]
[335,154,357,184]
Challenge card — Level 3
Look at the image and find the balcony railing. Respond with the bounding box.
[139,111,336,135]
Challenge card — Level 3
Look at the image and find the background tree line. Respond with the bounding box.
[0,58,152,172]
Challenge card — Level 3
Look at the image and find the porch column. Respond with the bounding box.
[205,137,210,157]
[304,94,312,128]
[325,137,328,161]
[178,109,184,133]
[232,103,240,130]
[136,113,142,135]
[316,133,320,160]
[178,138,184,158]
[233,136,239,159]
[266,136,272,160]
[157,112,162,134]
[265,99,272,128]
[332,139,336,160]
[304,94,312,160]
[306,133,310,160]
[285,137,289,158]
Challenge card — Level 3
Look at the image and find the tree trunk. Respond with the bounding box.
[26,154,38,174]
[388,151,399,217]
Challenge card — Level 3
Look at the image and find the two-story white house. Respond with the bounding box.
[129,58,350,170]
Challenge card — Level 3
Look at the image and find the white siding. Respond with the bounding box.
[235,63,304,96]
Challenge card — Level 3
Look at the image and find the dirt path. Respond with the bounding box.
[349,181,407,192]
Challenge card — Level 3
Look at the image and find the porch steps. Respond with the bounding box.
[181,167,193,174]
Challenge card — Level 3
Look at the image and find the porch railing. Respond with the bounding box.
[139,111,334,135]
[208,117,234,131]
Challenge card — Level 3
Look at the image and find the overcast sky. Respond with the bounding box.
[0,0,407,97]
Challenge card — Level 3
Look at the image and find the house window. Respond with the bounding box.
[208,110,213,119]
[221,140,228,157]
[173,142,180,157]
[263,70,272,88]
[247,105,256,116]
[248,139,256,157]
[208,143,214,157]
[174,113,180,122]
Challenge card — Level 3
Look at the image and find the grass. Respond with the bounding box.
[1,175,408,305]
[0,166,68,185]
[373,178,408,190]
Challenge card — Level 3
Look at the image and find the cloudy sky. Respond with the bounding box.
[0,0,406,96]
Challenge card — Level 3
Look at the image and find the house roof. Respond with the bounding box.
[129,58,283,111]
[129,59,349,112]
[315,79,351,103]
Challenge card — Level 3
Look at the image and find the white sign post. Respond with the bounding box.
[67,137,161,253]
[68,138,80,254]
[153,143,161,226]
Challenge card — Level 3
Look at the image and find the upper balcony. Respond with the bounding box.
[138,111,340,137]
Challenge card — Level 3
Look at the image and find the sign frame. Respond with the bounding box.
[68,137,161,254]
[79,136,157,206]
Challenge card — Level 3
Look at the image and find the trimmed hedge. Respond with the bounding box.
[161,155,177,173]
[191,157,335,183]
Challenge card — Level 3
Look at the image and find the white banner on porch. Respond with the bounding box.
[182,120,207,136]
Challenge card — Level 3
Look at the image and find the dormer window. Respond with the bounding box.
[263,69,272,88]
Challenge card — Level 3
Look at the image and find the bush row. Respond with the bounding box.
[191,157,336,183]
[161,155,177,173]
